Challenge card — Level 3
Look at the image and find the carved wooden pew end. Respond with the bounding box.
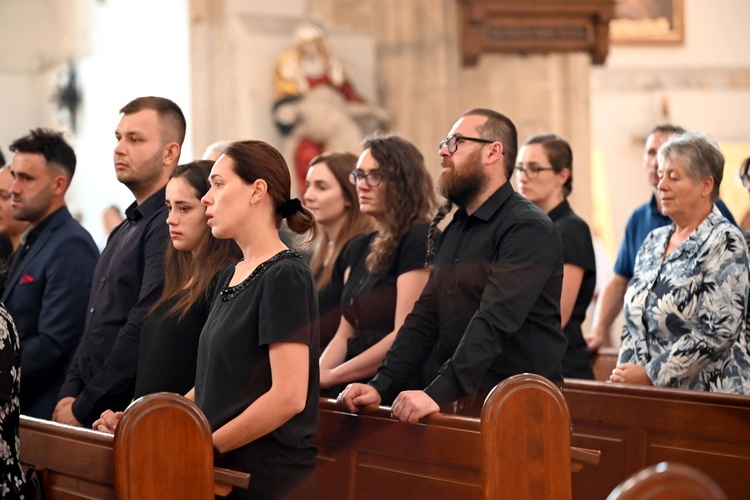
[313,373,598,499]
[19,393,250,499]
[607,462,728,500]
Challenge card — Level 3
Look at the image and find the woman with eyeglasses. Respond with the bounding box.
[516,133,596,379]
[319,134,437,398]
[303,152,375,350]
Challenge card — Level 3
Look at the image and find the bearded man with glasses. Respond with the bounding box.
[337,108,567,422]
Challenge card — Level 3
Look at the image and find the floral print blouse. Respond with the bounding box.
[620,206,750,394]
[0,305,24,497]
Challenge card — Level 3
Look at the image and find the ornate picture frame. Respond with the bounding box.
[610,0,684,45]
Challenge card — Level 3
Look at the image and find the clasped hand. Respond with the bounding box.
[92,409,124,434]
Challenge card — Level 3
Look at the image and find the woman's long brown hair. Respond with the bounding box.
[307,151,375,291]
[151,160,242,319]
[362,134,437,273]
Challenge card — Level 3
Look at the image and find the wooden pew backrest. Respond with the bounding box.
[314,373,581,500]
[482,374,571,499]
[113,392,215,499]
[565,379,750,499]
[607,461,728,500]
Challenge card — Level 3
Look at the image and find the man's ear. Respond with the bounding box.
[163,142,181,166]
[486,141,504,165]
[52,173,68,196]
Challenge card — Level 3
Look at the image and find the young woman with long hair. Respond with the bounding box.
[303,151,374,348]
[319,134,437,397]
[92,160,241,424]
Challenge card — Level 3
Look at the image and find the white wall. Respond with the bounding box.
[590,0,750,343]
[591,0,750,260]
[0,0,192,245]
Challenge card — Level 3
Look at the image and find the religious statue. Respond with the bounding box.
[272,22,389,194]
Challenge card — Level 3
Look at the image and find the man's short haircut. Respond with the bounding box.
[650,124,687,137]
[119,96,186,146]
[658,131,724,202]
[9,128,76,180]
[462,108,518,180]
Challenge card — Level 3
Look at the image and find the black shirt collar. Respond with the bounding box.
[547,199,572,221]
[455,181,514,223]
[125,187,167,223]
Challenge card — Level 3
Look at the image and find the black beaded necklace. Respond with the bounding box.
[220,249,299,301]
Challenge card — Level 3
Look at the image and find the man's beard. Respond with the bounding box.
[437,148,488,207]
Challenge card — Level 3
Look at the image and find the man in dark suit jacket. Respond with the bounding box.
[2,128,99,419]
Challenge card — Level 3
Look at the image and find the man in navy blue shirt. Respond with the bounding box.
[53,97,184,427]
[587,125,737,351]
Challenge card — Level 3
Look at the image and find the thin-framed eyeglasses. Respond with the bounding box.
[514,165,555,179]
[348,169,386,187]
[439,135,494,154]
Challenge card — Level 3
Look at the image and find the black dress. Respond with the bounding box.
[320,223,431,399]
[340,224,431,359]
[133,292,211,399]
[548,200,596,379]
[194,250,319,499]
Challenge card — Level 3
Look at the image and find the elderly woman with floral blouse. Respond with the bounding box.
[611,131,750,394]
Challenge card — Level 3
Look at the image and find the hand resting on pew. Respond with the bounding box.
[337,383,440,423]
[92,409,125,433]
[609,363,653,386]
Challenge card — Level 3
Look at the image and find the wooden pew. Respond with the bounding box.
[590,346,619,381]
[19,393,249,499]
[313,373,600,500]
[607,462,727,500]
[565,379,750,500]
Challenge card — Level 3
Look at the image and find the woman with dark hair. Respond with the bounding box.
[134,160,242,397]
[92,160,241,425]
[195,141,318,498]
[319,134,437,396]
[303,151,374,348]
[516,133,596,379]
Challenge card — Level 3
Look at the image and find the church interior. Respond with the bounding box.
[1,1,750,497]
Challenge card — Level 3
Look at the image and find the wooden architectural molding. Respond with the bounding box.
[458,0,616,66]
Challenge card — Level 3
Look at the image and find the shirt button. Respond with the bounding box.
[90,308,94,313]
[453,258,459,264]
[101,277,106,282]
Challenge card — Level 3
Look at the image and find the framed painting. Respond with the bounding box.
[610,0,684,45]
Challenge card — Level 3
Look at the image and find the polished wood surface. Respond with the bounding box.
[458,0,616,65]
[113,392,215,498]
[313,373,598,500]
[566,379,750,499]
[607,462,727,500]
[19,393,250,499]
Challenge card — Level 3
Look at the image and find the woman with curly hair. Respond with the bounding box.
[319,134,437,397]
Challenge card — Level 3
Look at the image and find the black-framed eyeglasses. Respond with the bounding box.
[348,170,387,187]
[439,135,494,154]
[514,165,555,179]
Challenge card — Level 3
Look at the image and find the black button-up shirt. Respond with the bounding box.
[370,182,567,405]
[60,188,168,425]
